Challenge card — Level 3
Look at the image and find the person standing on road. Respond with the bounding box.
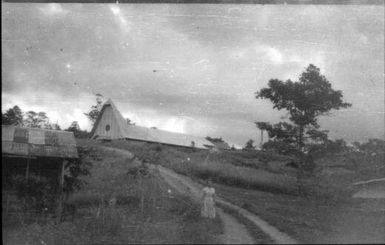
[201,179,216,219]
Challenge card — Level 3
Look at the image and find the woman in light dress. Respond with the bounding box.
[201,179,216,219]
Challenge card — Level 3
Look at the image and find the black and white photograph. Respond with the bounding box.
[2,0,384,244]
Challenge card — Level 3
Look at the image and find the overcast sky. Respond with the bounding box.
[2,3,384,147]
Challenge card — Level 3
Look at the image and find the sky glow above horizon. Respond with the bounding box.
[2,3,384,147]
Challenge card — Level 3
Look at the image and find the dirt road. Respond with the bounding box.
[156,165,255,244]
[97,145,297,244]
[157,165,297,244]
[97,146,255,244]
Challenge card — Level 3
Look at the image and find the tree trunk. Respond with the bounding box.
[296,125,307,196]
[298,125,304,152]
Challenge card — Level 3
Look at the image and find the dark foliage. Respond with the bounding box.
[63,149,92,198]
[24,111,52,129]
[13,174,57,214]
[126,118,135,125]
[65,121,89,138]
[255,64,351,169]
[2,105,63,130]
[2,105,23,126]
[206,137,225,143]
[356,138,385,153]
[243,139,255,151]
[84,93,104,126]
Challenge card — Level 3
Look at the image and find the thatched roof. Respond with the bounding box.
[2,125,78,158]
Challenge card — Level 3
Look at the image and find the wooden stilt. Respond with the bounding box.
[38,161,41,181]
[2,159,7,189]
[25,157,30,180]
[6,193,10,215]
[56,160,66,223]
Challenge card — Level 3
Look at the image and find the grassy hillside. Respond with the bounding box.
[95,139,300,195]
[80,139,385,244]
[3,142,223,245]
[70,139,384,244]
[95,139,383,197]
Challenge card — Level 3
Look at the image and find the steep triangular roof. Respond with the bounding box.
[90,99,128,138]
[90,99,214,149]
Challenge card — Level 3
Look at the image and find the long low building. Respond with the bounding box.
[90,99,214,149]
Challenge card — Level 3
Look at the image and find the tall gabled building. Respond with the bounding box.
[90,99,213,149]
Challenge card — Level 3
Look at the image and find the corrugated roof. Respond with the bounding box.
[124,124,214,149]
[2,125,78,158]
[91,99,214,149]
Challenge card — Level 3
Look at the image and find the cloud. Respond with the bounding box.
[109,4,131,33]
[265,47,283,64]
[65,108,90,130]
[121,106,188,134]
[2,3,384,146]
[2,91,94,130]
[39,3,68,16]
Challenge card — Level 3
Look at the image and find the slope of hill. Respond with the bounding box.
[91,138,384,244]
[3,141,224,245]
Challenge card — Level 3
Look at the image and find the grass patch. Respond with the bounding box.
[214,183,385,244]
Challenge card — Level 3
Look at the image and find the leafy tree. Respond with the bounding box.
[63,148,92,199]
[49,123,61,130]
[206,137,225,143]
[256,64,350,156]
[24,111,52,129]
[66,121,81,138]
[126,118,135,125]
[359,138,385,153]
[50,124,60,130]
[256,122,299,153]
[206,136,231,149]
[243,139,255,151]
[255,64,351,193]
[352,141,361,151]
[2,105,23,126]
[325,138,348,153]
[84,93,104,126]
[2,105,61,130]
[67,121,81,132]
[65,121,89,138]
